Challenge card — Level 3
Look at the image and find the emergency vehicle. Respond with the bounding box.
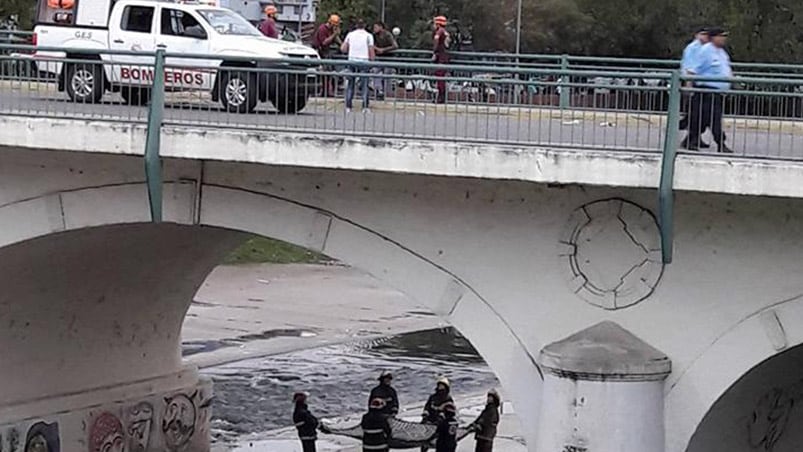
[33,0,320,113]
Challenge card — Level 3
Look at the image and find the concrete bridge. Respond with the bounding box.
[2,106,803,452]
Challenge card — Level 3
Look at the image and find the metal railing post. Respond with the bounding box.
[658,70,681,264]
[144,46,166,223]
[559,54,570,109]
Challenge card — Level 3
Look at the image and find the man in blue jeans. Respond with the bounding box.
[341,18,375,112]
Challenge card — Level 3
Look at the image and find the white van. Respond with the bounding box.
[33,0,320,113]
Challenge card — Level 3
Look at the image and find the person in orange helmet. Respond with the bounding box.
[312,14,343,96]
[432,15,450,104]
[259,5,279,39]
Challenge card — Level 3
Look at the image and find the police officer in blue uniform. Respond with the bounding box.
[678,27,709,138]
[684,27,734,153]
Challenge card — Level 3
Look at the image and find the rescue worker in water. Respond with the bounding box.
[469,389,501,452]
[421,376,454,452]
[293,392,320,452]
[435,402,459,452]
[368,371,400,417]
[362,398,393,451]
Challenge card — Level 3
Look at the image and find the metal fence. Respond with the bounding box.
[1,44,803,161]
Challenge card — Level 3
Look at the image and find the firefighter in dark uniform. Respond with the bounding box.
[435,402,459,452]
[421,376,454,452]
[293,392,319,452]
[368,371,399,417]
[361,398,393,452]
[470,389,501,452]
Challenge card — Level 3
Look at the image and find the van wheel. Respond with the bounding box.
[271,94,308,114]
[65,62,104,103]
[219,70,257,113]
[120,87,151,106]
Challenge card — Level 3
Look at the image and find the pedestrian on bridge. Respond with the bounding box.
[372,22,399,100]
[684,27,733,153]
[341,18,376,112]
[258,5,279,39]
[678,27,709,142]
[432,16,451,104]
[293,392,320,452]
[312,14,343,97]
[369,370,400,417]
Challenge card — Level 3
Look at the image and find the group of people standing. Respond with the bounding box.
[678,26,734,153]
[292,371,501,452]
[258,9,452,109]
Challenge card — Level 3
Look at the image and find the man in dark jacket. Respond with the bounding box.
[293,392,319,452]
[421,376,454,452]
[435,402,459,452]
[368,371,399,417]
[470,389,500,452]
[362,398,393,451]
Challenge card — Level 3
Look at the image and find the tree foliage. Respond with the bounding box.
[315,0,803,62]
[2,0,803,62]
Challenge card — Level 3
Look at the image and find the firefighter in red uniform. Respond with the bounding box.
[432,15,450,104]
[258,5,279,39]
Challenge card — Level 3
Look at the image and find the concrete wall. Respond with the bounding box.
[686,344,803,452]
[2,144,803,452]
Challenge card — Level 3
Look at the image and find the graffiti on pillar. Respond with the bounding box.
[558,198,663,310]
[125,402,153,452]
[88,412,124,452]
[562,445,588,452]
[747,382,803,452]
[24,422,60,452]
[162,393,197,451]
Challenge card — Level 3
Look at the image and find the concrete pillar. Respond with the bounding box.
[535,321,671,452]
[0,224,245,452]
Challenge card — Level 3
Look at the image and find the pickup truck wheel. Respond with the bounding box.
[219,70,257,113]
[120,87,151,106]
[65,62,104,103]
[271,94,309,114]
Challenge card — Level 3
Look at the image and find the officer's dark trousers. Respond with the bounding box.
[301,439,316,452]
[475,439,494,452]
[686,89,725,148]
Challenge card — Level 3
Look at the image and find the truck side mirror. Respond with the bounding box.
[184,25,207,40]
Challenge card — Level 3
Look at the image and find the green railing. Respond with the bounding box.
[2,44,803,262]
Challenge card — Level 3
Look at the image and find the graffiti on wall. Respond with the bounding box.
[0,422,59,452]
[747,380,803,452]
[125,402,154,452]
[82,386,212,452]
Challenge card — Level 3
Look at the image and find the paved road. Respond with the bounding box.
[1,88,802,160]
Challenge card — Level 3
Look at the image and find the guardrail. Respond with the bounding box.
[1,44,802,262]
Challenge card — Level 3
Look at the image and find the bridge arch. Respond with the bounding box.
[0,179,541,448]
[665,294,803,452]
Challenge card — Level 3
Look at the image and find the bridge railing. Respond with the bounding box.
[1,44,802,159]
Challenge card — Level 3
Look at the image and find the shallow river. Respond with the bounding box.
[196,327,499,444]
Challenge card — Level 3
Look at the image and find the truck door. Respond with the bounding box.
[157,7,213,90]
[109,3,156,85]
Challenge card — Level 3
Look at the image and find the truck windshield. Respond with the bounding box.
[198,9,260,36]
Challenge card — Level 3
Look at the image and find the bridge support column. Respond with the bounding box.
[535,321,671,452]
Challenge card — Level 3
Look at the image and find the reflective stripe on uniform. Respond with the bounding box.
[362,444,389,450]
[299,436,316,440]
[363,429,385,434]
[477,435,494,441]
[295,422,305,427]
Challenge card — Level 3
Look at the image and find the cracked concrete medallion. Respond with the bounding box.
[559,198,664,310]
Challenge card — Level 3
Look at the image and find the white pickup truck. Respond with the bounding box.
[33,0,320,113]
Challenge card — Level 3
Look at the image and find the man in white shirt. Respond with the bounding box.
[341,19,375,111]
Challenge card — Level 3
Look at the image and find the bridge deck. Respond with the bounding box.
[1,84,802,161]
